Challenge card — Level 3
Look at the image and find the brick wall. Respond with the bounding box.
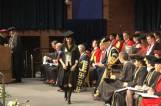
[106,0,135,34]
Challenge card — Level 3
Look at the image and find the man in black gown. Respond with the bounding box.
[8,27,23,83]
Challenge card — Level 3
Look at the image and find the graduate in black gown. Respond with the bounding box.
[134,55,160,106]
[115,55,159,106]
[96,52,135,105]
[112,55,147,106]
[58,31,80,104]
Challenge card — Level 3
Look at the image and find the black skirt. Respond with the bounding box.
[57,65,65,87]
[57,65,78,90]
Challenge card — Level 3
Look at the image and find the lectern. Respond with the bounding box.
[0,45,12,83]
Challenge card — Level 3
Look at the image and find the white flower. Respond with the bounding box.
[7,100,19,106]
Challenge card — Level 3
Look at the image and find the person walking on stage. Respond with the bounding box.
[58,31,80,104]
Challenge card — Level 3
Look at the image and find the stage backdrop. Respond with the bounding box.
[135,0,161,31]
[65,0,105,47]
[72,0,103,19]
[64,19,107,49]
[0,0,65,29]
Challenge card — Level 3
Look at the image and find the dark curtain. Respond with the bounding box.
[64,19,107,49]
[0,0,65,29]
[135,0,161,31]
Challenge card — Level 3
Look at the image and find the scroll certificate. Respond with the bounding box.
[65,53,71,65]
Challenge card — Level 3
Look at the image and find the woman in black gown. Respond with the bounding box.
[58,32,80,104]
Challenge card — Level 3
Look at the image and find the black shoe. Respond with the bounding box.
[11,80,21,83]
[67,100,71,104]
[57,89,64,92]
[16,79,22,83]
[16,80,22,83]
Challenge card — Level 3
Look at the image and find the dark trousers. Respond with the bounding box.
[12,53,23,82]
[63,65,73,104]
[96,67,105,87]
[44,64,58,81]
[89,67,98,85]
[64,87,72,103]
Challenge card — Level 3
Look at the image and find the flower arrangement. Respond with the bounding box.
[7,100,19,106]
[0,86,30,106]
[7,99,30,106]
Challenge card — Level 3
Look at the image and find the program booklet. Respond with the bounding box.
[115,87,144,93]
[135,92,159,98]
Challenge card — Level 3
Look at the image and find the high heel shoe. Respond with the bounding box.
[67,100,71,104]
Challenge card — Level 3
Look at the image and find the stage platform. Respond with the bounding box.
[5,78,104,106]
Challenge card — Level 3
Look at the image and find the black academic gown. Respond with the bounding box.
[57,51,65,87]
[98,61,135,103]
[143,68,160,88]
[58,44,80,90]
[128,66,148,87]
[112,66,148,106]
[11,35,23,82]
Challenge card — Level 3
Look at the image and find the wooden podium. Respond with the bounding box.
[0,45,12,83]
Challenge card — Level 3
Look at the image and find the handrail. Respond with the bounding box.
[30,54,34,78]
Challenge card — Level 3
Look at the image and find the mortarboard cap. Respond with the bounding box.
[63,30,74,38]
[145,55,157,63]
[130,54,144,61]
[7,26,16,31]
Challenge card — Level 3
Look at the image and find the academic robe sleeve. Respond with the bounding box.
[13,36,22,54]
[136,68,148,86]
[119,62,135,82]
[128,68,147,87]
